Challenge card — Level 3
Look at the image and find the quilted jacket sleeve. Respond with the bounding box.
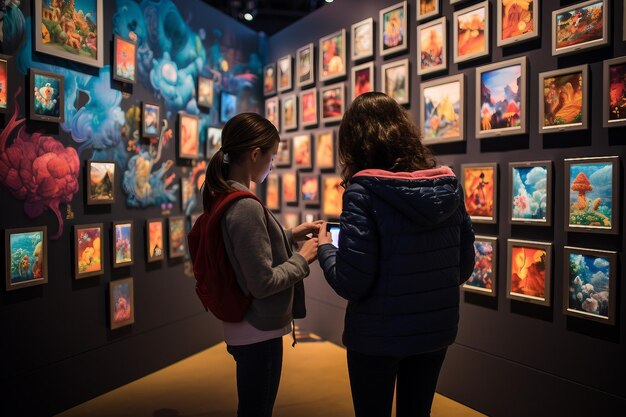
[458,192,476,284]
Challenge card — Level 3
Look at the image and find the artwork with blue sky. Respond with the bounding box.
[511,165,548,221]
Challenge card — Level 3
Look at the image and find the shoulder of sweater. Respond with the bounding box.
[223,197,266,222]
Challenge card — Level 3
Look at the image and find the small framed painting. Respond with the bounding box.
[113,35,137,84]
[552,0,608,57]
[417,17,447,76]
[509,161,552,226]
[319,29,347,82]
[320,83,345,123]
[146,219,165,262]
[266,173,281,212]
[603,56,626,128]
[296,43,315,87]
[275,138,292,168]
[197,75,214,109]
[322,175,344,219]
[300,89,318,127]
[293,134,313,170]
[563,246,617,325]
[417,0,440,22]
[263,63,277,96]
[381,59,409,105]
[461,163,498,224]
[168,216,186,258]
[380,1,408,57]
[142,103,160,139]
[507,239,552,306]
[496,0,539,46]
[538,65,588,134]
[74,223,104,279]
[351,62,374,102]
[5,226,48,291]
[29,68,64,123]
[453,1,490,64]
[220,91,237,124]
[564,156,620,235]
[178,112,200,159]
[282,172,298,204]
[300,174,320,206]
[87,160,115,205]
[282,211,300,230]
[112,221,133,268]
[282,94,298,131]
[351,17,374,61]
[316,131,335,170]
[476,56,527,139]
[277,54,292,92]
[181,177,193,213]
[109,277,134,330]
[0,55,8,113]
[302,211,320,223]
[462,235,497,296]
[420,73,464,144]
[265,97,280,131]
[207,127,222,159]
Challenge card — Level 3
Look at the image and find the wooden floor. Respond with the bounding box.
[57,335,487,417]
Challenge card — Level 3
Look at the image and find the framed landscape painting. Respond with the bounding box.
[420,73,464,144]
[112,221,133,268]
[380,1,408,56]
[142,102,160,139]
[29,69,64,123]
[351,62,374,102]
[603,56,626,128]
[5,226,48,291]
[417,0,440,22]
[322,175,344,219]
[87,160,115,205]
[293,134,312,170]
[146,219,165,262]
[453,1,489,63]
[461,163,497,224]
[496,0,539,46]
[320,83,345,123]
[538,65,588,134]
[552,0,608,57]
[462,235,497,296]
[266,173,281,212]
[351,17,374,61]
[263,63,277,96]
[178,112,200,159]
[168,216,186,258]
[296,43,315,87]
[282,172,298,204]
[381,59,409,105]
[507,239,552,306]
[265,97,280,131]
[300,89,318,127]
[109,277,134,330]
[197,75,214,109]
[282,94,298,131]
[113,35,136,84]
[417,17,447,76]
[275,138,292,168]
[300,174,320,205]
[277,54,292,92]
[316,131,335,170]
[74,223,104,279]
[510,161,552,226]
[320,29,346,82]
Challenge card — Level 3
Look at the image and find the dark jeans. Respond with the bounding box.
[347,347,448,417]
[226,338,283,417]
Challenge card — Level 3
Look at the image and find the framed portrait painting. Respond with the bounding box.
[178,112,200,159]
[315,131,335,170]
[351,17,374,61]
[275,138,292,168]
[603,56,626,128]
[206,127,222,159]
[109,277,134,330]
[142,102,160,139]
[0,55,8,113]
[320,83,345,123]
[146,219,165,262]
[168,216,186,258]
[197,75,214,109]
[265,97,280,131]
[420,73,464,144]
[319,29,347,82]
[74,223,104,279]
[87,160,115,205]
[509,161,552,226]
[112,221,133,268]
[113,35,137,84]
[5,226,48,291]
[282,172,298,204]
[29,69,64,123]
[300,174,320,206]
[263,63,277,96]
[417,0,440,22]
[351,62,374,102]
[461,163,498,224]
[462,236,497,296]
[293,134,312,170]
[282,94,298,131]
[266,173,281,212]
[453,1,490,63]
[296,43,315,87]
[220,91,237,124]
[552,0,608,57]
[507,239,552,306]
[322,175,344,219]
[277,54,292,92]
[380,2,408,57]
[417,17,447,76]
[496,0,539,46]
[538,65,588,134]
[300,89,318,127]
[381,59,409,105]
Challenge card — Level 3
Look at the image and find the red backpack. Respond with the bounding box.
[187,191,268,322]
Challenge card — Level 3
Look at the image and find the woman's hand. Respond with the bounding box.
[291,220,324,241]
[318,222,333,246]
[299,238,319,264]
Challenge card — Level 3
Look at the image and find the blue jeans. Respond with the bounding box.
[226,338,283,417]
[347,347,448,417]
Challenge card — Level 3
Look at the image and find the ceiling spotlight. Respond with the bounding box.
[243,12,254,21]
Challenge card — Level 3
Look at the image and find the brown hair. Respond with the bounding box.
[338,92,436,184]
[202,112,279,209]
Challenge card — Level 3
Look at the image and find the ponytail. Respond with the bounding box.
[202,149,235,209]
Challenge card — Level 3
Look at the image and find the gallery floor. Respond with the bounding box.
[56,332,487,417]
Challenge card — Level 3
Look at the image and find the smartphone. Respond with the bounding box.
[327,222,340,248]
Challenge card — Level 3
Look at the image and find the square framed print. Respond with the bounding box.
[275,138,292,168]
[380,1,408,57]
[320,83,345,123]
[74,223,104,279]
[381,59,409,105]
[496,0,539,46]
[87,160,115,205]
[603,56,626,128]
[282,94,298,131]
[462,235,497,296]
[197,75,214,109]
[34,0,104,67]
[178,112,200,159]
[266,173,281,212]
[476,56,527,139]
[453,1,490,64]
[293,134,312,170]
[417,0,440,22]
[168,216,186,258]
[0,55,9,113]
[509,161,552,226]
[206,127,222,159]
[552,0,608,57]
[30,69,64,123]
[112,221,133,268]
[564,156,620,234]
[322,175,344,219]
[282,172,298,204]
[296,43,315,87]
[461,163,498,224]
[265,97,280,131]
[351,61,374,102]
[300,88,318,127]
[109,277,134,330]
[320,29,347,82]
[263,63,277,96]
[277,54,292,92]
[5,226,48,291]
[315,130,335,170]
[113,35,137,84]
[539,65,588,134]
[420,73,464,144]
[300,174,320,206]
[142,102,160,139]
[146,218,165,262]
[507,239,552,306]
[563,246,617,325]
[351,17,374,61]
[220,91,237,124]
[417,16,447,76]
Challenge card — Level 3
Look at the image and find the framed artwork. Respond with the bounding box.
[277,54,292,92]
[539,65,588,134]
[453,1,490,64]
[302,211,320,223]
[300,174,320,206]
[563,246,617,325]
[475,56,527,139]
[380,1,408,56]
[87,160,115,205]
[300,89,318,127]
[507,239,552,306]
[220,91,237,123]
[112,35,137,84]
[462,236,497,296]
[417,0,440,22]
[207,127,222,159]
[351,17,374,61]
[322,175,344,219]
[29,69,64,123]
[0,55,8,113]
[263,63,277,96]
[282,211,300,230]
[109,277,134,330]
[197,75,214,109]
[461,163,498,224]
[417,17,447,76]
[34,0,104,67]
[564,156,620,234]
[142,102,160,139]
[320,83,345,123]
[603,56,626,128]
[296,43,315,87]
[420,73,464,144]
[496,0,539,46]
[275,138,292,168]
[265,97,280,131]
[146,219,165,262]
[510,161,552,226]
[282,94,298,131]
[168,216,186,258]
[552,0,608,57]
[351,61,374,102]
[112,221,133,268]
[74,224,104,279]
[181,177,193,212]
[316,131,335,170]
[320,29,347,82]
[282,172,298,204]
[381,59,409,105]
[266,173,281,212]
[178,112,200,159]
[293,134,312,170]
[5,226,48,291]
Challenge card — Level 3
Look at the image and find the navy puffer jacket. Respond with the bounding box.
[318,166,475,356]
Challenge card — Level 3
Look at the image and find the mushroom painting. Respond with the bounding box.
[567,161,614,230]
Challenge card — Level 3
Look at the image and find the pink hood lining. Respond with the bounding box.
[353,166,455,181]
